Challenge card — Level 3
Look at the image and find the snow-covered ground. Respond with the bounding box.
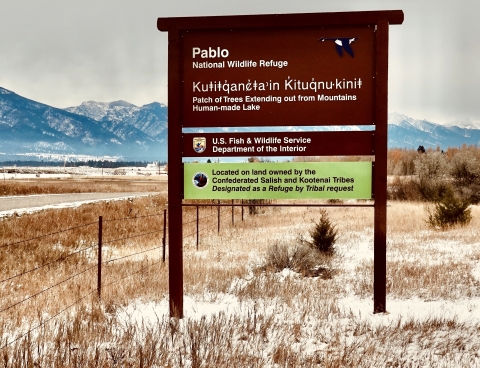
[2,202,480,366]
[106,204,480,366]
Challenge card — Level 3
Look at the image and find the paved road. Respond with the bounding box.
[0,192,158,213]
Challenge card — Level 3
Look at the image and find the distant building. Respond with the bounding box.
[146,162,160,171]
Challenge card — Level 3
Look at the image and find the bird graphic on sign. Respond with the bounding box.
[319,37,358,57]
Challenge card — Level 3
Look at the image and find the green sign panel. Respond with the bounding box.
[184,162,372,199]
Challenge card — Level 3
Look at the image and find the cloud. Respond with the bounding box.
[0,0,479,124]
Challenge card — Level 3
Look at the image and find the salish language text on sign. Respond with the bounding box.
[190,47,362,112]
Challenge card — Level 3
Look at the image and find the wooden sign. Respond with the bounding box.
[158,10,404,318]
[182,27,375,127]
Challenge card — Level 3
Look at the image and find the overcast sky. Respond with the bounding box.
[1,0,479,126]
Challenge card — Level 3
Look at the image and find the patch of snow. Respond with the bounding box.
[116,294,243,326]
[471,262,480,282]
[0,193,153,219]
[338,296,480,326]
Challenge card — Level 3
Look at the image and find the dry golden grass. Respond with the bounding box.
[1,195,167,334]
[0,177,166,196]
[1,198,480,366]
[351,202,480,300]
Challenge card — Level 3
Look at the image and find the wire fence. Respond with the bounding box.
[0,211,166,350]
[181,199,270,250]
[0,199,267,350]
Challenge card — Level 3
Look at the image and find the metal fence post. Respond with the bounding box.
[232,199,234,226]
[196,205,199,250]
[242,199,244,221]
[97,216,102,299]
[162,208,167,262]
[217,200,220,233]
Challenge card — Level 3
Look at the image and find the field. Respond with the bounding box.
[1,176,480,366]
[0,173,167,197]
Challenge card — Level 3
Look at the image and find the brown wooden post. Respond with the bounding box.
[196,205,199,250]
[217,200,220,233]
[162,208,167,263]
[373,19,389,314]
[97,216,102,299]
[167,27,183,318]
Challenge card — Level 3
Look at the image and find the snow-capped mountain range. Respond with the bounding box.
[0,86,479,162]
[0,87,167,161]
[388,112,480,149]
[65,100,167,138]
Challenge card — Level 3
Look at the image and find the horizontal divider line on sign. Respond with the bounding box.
[0,264,96,314]
[0,244,97,285]
[0,221,98,250]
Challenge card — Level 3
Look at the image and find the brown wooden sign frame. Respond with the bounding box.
[158,10,404,318]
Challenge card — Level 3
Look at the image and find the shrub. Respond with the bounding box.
[263,243,313,273]
[450,150,480,204]
[387,176,422,201]
[427,189,472,229]
[414,151,450,201]
[247,199,264,215]
[305,209,338,254]
[262,242,334,278]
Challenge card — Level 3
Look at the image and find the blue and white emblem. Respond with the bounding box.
[193,137,206,154]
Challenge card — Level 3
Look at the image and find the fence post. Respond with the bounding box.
[217,200,220,233]
[241,199,244,221]
[232,199,234,226]
[97,216,102,299]
[196,205,199,250]
[162,208,167,262]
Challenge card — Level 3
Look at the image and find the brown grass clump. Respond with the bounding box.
[259,241,335,278]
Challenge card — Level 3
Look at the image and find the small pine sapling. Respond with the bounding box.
[428,188,472,229]
[307,209,338,254]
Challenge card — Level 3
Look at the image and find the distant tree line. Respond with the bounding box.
[0,160,166,168]
[387,145,480,206]
[293,145,480,203]
[65,160,166,168]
